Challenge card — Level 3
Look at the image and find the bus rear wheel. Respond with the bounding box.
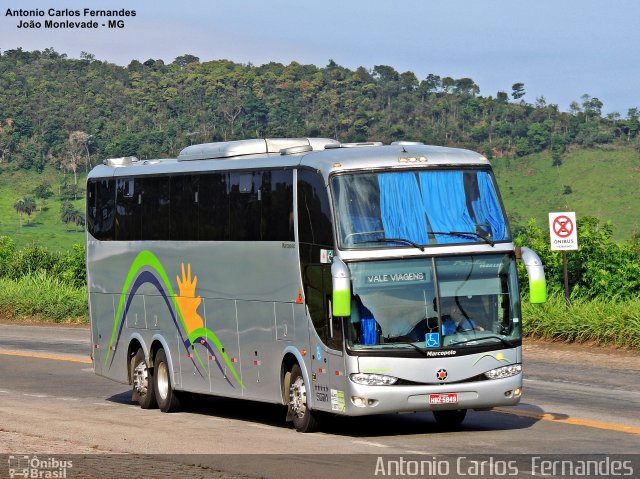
[433,409,467,428]
[154,348,182,413]
[131,349,157,409]
[289,364,319,433]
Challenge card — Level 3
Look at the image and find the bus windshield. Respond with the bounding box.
[330,169,510,249]
[346,254,521,351]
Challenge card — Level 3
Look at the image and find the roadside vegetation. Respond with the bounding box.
[515,216,640,349]
[0,237,86,323]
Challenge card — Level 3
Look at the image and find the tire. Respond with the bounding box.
[432,409,467,428]
[289,364,319,433]
[130,349,157,409]
[154,348,182,413]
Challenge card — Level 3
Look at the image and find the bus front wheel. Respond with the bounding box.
[154,348,182,413]
[289,364,318,433]
[131,349,157,409]
[432,409,467,428]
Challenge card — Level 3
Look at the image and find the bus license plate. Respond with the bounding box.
[429,393,458,405]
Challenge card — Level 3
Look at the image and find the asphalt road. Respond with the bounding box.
[0,323,638,479]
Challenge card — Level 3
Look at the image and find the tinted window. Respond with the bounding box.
[171,175,199,240]
[87,179,115,240]
[261,170,294,241]
[115,178,141,241]
[140,176,170,240]
[95,169,294,242]
[298,169,333,247]
[199,173,229,241]
[229,172,261,241]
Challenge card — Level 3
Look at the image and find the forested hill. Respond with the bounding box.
[2,47,640,171]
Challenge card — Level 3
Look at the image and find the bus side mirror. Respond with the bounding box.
[517,246,547,304]
[331,257,351,316]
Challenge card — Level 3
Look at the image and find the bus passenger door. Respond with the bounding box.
[306,263,346,413]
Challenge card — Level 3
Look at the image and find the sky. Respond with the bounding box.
[2,0,639,115]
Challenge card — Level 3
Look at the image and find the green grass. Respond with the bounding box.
[0,165,86,251]
[523,293,640,350]
[0,272,87,323]
[493,145,640,241]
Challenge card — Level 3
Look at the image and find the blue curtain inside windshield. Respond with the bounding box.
[378,172,429,245]
[418,171,476,244]
[472,172,507,240]
[372,170,507,245]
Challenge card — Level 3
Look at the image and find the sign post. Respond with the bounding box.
[549,212,579,303]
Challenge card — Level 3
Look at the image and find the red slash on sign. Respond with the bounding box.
[553,215,574,238]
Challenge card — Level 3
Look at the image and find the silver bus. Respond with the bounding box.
[86,138,546,432]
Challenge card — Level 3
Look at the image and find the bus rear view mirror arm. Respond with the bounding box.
[516,246,547,304]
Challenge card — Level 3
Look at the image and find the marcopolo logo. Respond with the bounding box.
[8,455,73,478]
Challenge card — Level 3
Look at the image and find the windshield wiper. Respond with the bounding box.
[354,237,425,252]
[430,231,495,247]
[447,335,513,347]
[383,339,431,357]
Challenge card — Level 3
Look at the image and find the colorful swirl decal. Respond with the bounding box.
[104,250,244,389]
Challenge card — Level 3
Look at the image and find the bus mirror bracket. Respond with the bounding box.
[331,257,351,317]
[516,246,547,304]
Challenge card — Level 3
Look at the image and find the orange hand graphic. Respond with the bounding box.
[176,263,204,333]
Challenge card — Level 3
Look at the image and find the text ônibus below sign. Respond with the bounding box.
[548,212,578,251]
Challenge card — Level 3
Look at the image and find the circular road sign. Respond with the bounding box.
[552,215,574,238]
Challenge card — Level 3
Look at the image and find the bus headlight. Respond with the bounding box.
[484,364,522,380]
[350,373,398,386]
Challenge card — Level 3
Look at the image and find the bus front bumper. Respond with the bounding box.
[338,373,523,416]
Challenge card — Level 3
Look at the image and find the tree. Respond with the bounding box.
[173,54,200,69]
[14,198,25,227]
[511,83,526,100]
[68,130,93,172]
[33,183,53,211]
[23,197,36,224]
[60,202,75,230]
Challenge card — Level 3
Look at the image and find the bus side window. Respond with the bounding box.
[87,179,115,241]
[297,169,333,247]
[115,178,141,241]
[170,174,199,241]
[261,170,294,241]
[140,176,170,240]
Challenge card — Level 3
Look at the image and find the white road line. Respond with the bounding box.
[405,450,432,455]
[23,393,50,398]
[351,440,390,448]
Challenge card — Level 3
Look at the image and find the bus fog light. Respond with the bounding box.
[484,363,522,380]
[350,372,398,386]
[351,396,367,407]
[514,387,522,397]
[504,390,512,397]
